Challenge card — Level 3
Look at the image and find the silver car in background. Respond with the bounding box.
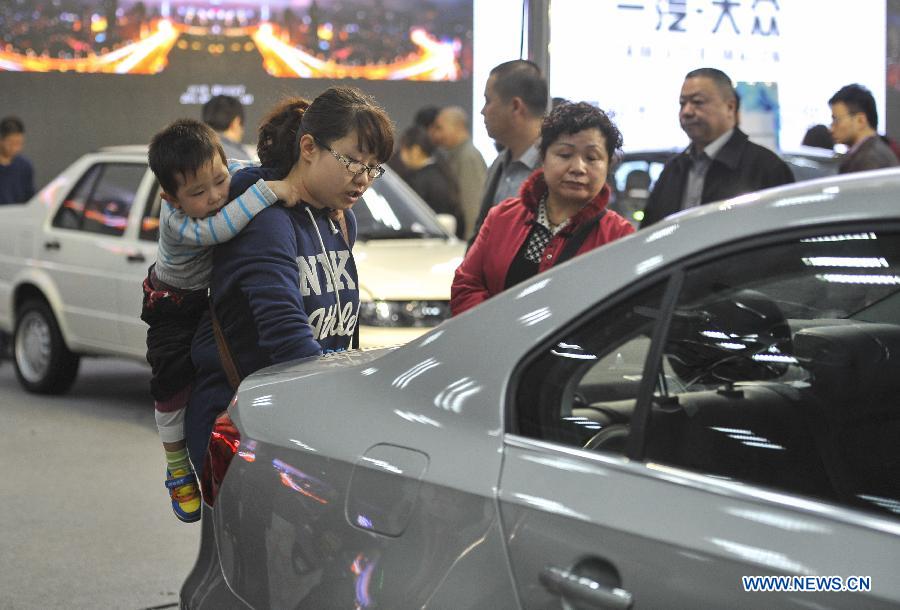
[183,170,900,608]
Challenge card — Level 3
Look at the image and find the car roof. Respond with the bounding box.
[98,144,149,154]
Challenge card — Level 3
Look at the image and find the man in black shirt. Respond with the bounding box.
[640,68,793,228]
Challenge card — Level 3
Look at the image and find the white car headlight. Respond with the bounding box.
[358,300,450,328]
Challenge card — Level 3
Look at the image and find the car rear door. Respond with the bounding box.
[43,158,152,354]
[499,225,900,608]
[116,172,161,357]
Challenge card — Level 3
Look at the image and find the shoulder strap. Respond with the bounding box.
[556,210,607,266]
[209,300,244,391]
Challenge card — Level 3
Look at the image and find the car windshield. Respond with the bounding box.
[354,169,447,240]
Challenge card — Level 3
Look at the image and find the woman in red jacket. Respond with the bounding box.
[451,101,634,315]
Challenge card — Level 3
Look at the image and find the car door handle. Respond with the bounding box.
[126,252,146,263]
[540,565,633,609]
[44,240,61,251]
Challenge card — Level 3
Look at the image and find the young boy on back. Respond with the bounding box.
[142,119,299,522]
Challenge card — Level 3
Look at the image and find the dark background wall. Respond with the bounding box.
[0,70,470,191]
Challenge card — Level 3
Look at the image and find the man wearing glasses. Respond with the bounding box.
[829,84,899,174]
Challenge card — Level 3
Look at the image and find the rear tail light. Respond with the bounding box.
[201,405,241,506]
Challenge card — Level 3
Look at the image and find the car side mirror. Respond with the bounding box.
[435,214,457,237]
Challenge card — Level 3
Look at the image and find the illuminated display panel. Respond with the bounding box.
[0,0,472,81]
[549,0,887,152]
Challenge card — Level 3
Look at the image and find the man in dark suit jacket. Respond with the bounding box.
[828,84,899,174]
[640,68,794,229]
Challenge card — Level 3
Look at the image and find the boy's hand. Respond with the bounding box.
[266,180,303,207]
[268,163,307,207]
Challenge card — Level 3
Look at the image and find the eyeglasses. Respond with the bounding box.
[314,137,384,179]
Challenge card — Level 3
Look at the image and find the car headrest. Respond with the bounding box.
[666,289,791,384]
[793,322,900,417]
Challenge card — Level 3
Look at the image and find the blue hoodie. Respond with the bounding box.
[186,166,359,469]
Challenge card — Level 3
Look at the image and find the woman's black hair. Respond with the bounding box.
[399,125,435,156]
[257,86,395,178]
[539,101,623,162]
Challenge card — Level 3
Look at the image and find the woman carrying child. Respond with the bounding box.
[184,87,395,475]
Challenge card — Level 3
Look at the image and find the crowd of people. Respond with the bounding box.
[3,55,898,525]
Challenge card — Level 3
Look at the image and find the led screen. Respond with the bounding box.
[0,0,471,80]
[549,0,887,152]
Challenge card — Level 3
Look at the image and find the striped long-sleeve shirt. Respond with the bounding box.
[155,160,277,290]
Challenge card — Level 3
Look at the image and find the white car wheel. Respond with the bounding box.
[13,300,80,394]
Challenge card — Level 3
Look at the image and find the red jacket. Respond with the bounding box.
[451,169,634,315]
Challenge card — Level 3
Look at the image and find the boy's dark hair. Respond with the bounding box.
[0,116,25,138]
[829,84,878,129]
[400,125,435,156]
[202,95,244,132]
[539,101,623,163]
[257,86,395,179]
[148,119,226,196]
[489,60,548,117]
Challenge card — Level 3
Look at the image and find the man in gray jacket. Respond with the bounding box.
[430,106,486,240]
[829,84,898,174]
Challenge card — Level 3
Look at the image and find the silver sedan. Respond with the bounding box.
[183,169,900,609]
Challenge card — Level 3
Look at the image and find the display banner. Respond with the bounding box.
[549,0,886,151]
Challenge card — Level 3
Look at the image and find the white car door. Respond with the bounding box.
[117,170,161,357]
[42,159,150,354]
[499,225,900,608]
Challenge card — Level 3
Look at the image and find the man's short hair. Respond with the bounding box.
[148,119,226,196]
[685,67,738,108]
[202,95,244,132]
[829,84,878,130]
[0,116,25,139]
[489,59,548,117]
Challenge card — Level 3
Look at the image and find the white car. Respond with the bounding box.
[0,146,463,394]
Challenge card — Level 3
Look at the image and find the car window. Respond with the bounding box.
[81,164,145,236]
[52,164,103,230]
[609,160,666,225]
[645,230,900,521]
[52,163,145,237]
[513,282,668,453]
[140,180,162,242]
[355,171,446,240]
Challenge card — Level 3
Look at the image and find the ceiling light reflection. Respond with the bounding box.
[644,224,678,243]
[516,278,551,299]
[709,538,811,573]
[801,256,888,268]
[393,409,443,428]
[636,254,664,275]
[726,508,830,532]
[434,377,482,413]
[513,493,589,520]
[391,357,440,389]
[518,307,552,326]
[816,273,900,285]
[801,232,877,242]
[251,394,273,407]
[360,456,404,474]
